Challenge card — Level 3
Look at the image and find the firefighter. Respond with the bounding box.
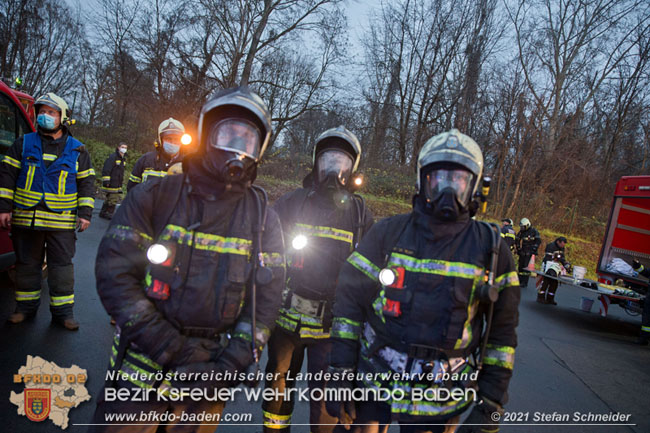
[0,93,95,330]
[90,87,286,432]
[515,218,541,288]
[99,142,128,219]
[631,259,650,345]
[262,126,374,433]
[325,129,520,433]
[500,218,516,254]
[537,237,570,305]
[126,118,185,191]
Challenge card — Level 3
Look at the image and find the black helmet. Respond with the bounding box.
[197,87,272,183]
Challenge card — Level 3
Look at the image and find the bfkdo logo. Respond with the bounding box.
[25,389,51,422]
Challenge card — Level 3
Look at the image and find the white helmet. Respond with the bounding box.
[520,218,531,231]
[34,93,70,125]
[157,118,185,146]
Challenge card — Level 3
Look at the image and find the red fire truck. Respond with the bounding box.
[595,176,650,312]
[0,80,35,271]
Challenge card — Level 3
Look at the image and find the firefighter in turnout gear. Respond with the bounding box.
[126,118,185,191]
[325,129,520,433]
[99,142,128,219]
[500,218,516,254]
[631,259,650,345]
[0,92,95,330]
[262,126,374,433]
[515,218,540,288]
[91,87,286,432]
[537,237,569,305]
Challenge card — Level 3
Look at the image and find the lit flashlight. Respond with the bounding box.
[354,176,363,187]
[292,235,308,250]
[147,243,170,265]
[181,133,192,145]
[378,268,397,286]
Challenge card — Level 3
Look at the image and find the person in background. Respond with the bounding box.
[99,142,127,219]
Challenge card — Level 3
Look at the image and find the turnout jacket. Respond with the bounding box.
[542,239,567,266]
[102,148,126,193]
[0,130,95,229]
[330,208,520,418]
[516,226,541,255]
[273,186,373,339]
[500,224,516,251]
[95,169,286,389]
[127,150,177,191]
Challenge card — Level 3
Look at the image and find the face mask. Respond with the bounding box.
[163,141,180,155]
[37,114,57,130]
[119,148,127,155]
[431,187,462,221]
[202,148,255,184]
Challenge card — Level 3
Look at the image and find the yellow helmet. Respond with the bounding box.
[34,93,70,124]
[157,118,185,146]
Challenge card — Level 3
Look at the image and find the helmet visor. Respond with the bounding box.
[424,168,475,205]
[317,150,353,185]
[207,119,261,160]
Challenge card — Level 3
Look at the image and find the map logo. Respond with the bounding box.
[10,355,90,430]
[25,389,51,422]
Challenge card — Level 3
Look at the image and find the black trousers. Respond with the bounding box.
[333,400,460,433]
[517,253,534,287]
[12,227,76,319]
[263,327,337,433]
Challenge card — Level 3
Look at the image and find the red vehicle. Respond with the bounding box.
[597,176,650,291]
[0,80,35,271]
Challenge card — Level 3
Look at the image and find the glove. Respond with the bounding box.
[564,262,572,273]
[172,337,252,389]
[457,397,503,433]
[102,180,110,188]
[632,259,641,270]
[325,367,356,430]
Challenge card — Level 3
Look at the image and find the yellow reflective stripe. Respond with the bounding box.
[347,251,380,281]
[76,168,95,179]
[78,197,95,207]
[2,155,21,168]
[0,188,14,199]
[495,271,519,291]
[263,410,291,428]
[388,252,483,279]
[484,344,515,369]
[50,294,74,306]
[58,171,68,194]
[127,349,162,371]
[16,290,41,301]
[261,252,285,267]
[159,224,252,255]
[129,174,142,183]
[102,187,122,193]
[34,210,76,221]
[101,176,111,181]
[295,223,354,244]
[142,169,166,181]
[25,165,36,191]
[15,188,41,198]
[42,153,57,161]
[34,219,76,230]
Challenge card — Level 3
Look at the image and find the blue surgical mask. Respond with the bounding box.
[163,141,180,155]
[37,113,57,130]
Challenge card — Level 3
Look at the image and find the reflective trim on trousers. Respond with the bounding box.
[263,410,291,429]
[16,290,41,301]
[50,294,74,306]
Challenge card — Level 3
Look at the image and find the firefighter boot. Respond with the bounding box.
[536,290,547,304]
[7,311,36,324]
[546,291,557,305]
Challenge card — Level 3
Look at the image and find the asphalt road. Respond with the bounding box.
[1,202,649,433]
